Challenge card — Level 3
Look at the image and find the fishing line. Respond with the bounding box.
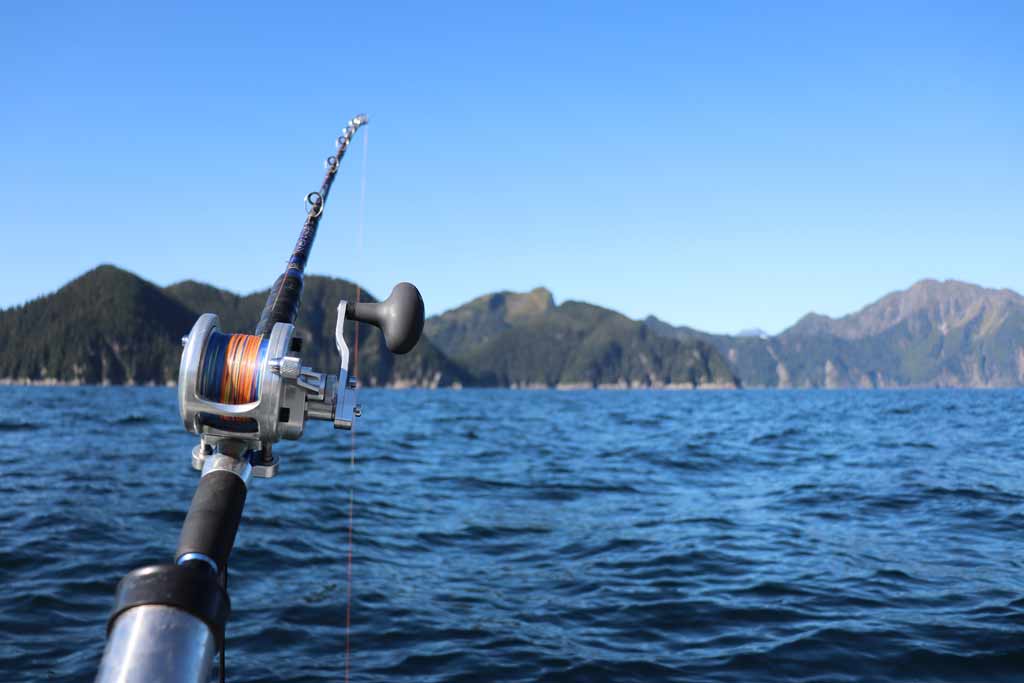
[198,332,268,404]
[195,332,269,432]
[345,124,369,683]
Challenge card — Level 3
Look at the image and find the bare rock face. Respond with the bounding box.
[824,360,840,389]
[785,279,1024,342]
[506,287,556,320]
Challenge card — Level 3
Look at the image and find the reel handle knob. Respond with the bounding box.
[347,283,424,354]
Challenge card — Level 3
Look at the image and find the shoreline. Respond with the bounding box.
[1,378,1019,390]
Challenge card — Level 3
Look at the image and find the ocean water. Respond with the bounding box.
[1,387,1023,682]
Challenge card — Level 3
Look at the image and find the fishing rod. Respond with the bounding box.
[95,115,424,683]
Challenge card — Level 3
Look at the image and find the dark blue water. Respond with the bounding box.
[2,388,1023,682]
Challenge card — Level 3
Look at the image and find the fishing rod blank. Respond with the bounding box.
[255,115,368,337]
[95,116,424,683]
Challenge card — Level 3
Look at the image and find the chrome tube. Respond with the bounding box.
[95,605,216,683]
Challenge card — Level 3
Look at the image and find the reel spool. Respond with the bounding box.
[178,283,424,477]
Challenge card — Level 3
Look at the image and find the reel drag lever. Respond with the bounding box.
[305,282,425,430]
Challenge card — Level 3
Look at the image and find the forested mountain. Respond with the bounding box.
[426,290,737,388]
[0,266,195,384]
[3,269,1022,388]
[0,266,462,386]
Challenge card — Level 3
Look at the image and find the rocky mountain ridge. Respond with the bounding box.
[647,279,1024,388]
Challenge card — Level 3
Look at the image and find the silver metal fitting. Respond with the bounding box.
[250,449,280,479]
[201,451,253,486]
[268,356,302,379]
[176,552,218,574]
[190,445,206,472]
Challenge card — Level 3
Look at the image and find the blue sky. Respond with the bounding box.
[1,2,1021,334]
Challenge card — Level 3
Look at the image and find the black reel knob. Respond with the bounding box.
[347,282,425,354]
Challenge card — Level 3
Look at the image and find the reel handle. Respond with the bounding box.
[347,283,424,354]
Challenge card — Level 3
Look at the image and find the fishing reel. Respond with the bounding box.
[177,283,424,477]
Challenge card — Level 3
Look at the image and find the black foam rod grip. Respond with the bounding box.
[176,471,248,574]
[348,282,425,354]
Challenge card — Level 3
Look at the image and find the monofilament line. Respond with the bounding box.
[345,122,368,683]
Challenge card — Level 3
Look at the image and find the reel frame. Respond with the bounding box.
[178,300,361,478]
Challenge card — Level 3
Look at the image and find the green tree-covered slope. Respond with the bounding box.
[426,293,738,388]
[0,265,195,384]
[0,266,463,386]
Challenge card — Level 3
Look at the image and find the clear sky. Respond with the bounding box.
[1,2,1021,334]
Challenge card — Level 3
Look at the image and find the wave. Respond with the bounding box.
[0,420,39,431]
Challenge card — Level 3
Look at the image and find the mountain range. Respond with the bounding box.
[2,266,1023,388]
[646,279,1024,388]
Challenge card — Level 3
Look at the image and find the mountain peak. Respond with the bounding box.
[423,287,557,359]
[783,279,1024,341]
[904,278,991,301]
[785,312,836,337]
[736,328,769,339]
[72,263,147,288]
[508,287,555,317]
